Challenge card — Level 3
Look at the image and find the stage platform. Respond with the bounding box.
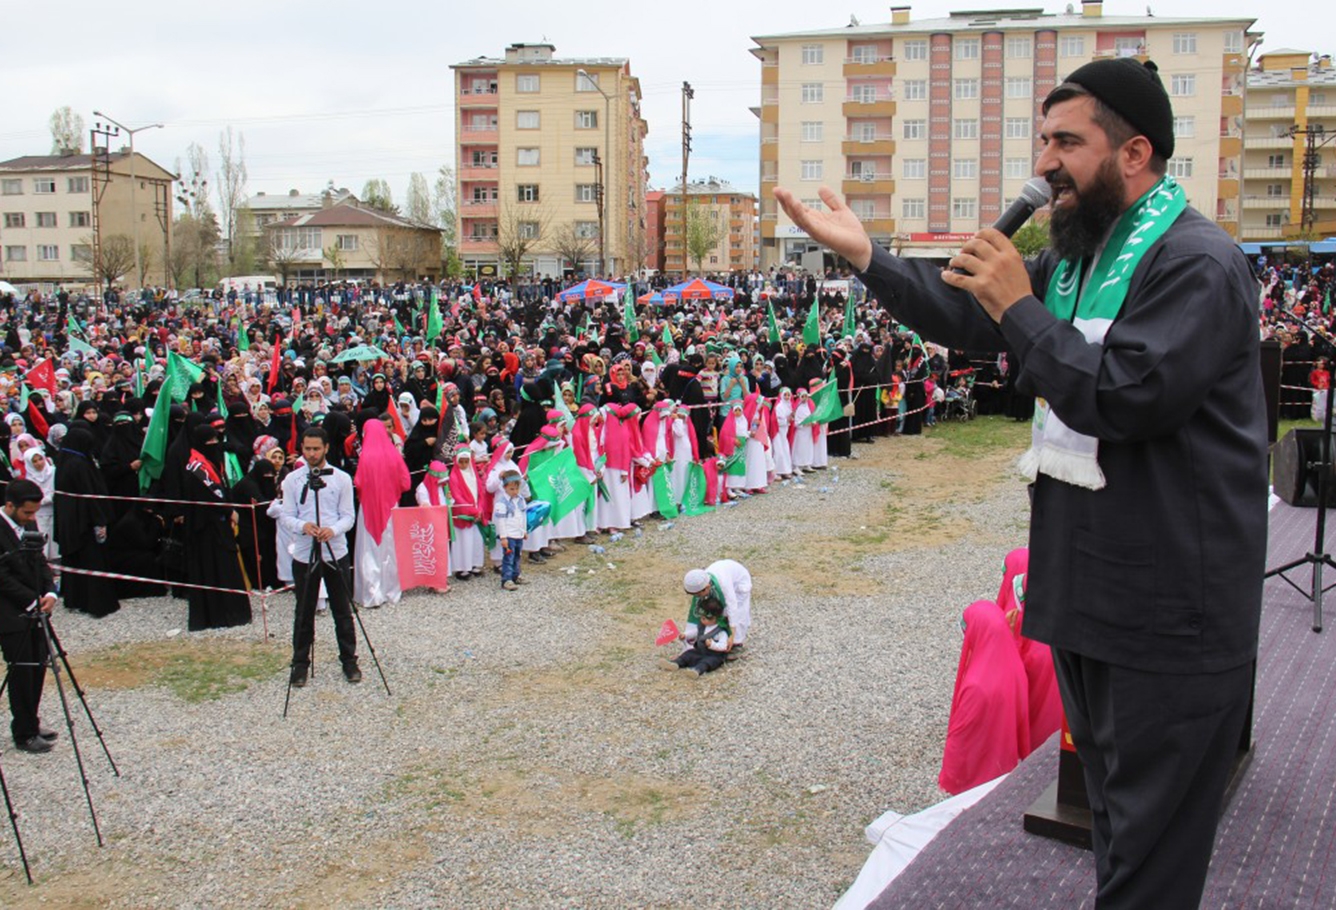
[868,500,1336,908]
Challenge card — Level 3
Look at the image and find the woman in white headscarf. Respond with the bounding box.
[397,392,420,434]
[21,446,59,560]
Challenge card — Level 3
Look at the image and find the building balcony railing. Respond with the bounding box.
[461,201,498,217]
[1244,167,1291,179]
[1309,105,1336,117]
[859,217,897,235]
[842,176,896,196]
[1242,195,1289,208]
[459,96,499,110]
[460,238,499,253]
[843,99,896,118]
[1241,226,1285,239]
[842,138,896,156]
[460,126,499,142]
[843,57,897,78]
[1251,106,1296,120]
[1245,136,1296,149]
[458,166,499,181]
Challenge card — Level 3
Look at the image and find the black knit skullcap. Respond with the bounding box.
[1049,57,1174,160]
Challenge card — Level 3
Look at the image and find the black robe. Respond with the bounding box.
[105,507,169,599]
[850,345,880,441]
[99,422,144,519]
[181,452,252,630]
[233,462,279,591]
[53,430,121,618]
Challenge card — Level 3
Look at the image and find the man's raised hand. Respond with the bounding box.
[772,186,875,272]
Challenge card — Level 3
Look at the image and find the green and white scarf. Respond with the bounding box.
[1018,176,1187,490]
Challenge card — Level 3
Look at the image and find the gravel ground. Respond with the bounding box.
[0,418,1032,909]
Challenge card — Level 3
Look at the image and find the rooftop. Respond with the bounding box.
[247,187,357,211]
[268,203,436,232]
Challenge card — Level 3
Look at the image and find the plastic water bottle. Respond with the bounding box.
[818,486,832,494]
[832,466,840,484]
[608,532,624,543]
[588,544,606,555]
[633,527,643,538]
[659,521,675,531]
[723,500,739,508]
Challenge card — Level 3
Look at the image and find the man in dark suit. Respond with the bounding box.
[0,479,60,754]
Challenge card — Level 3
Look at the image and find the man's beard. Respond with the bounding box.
[1047,157,1128,263]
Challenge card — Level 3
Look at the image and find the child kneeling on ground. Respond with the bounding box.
[660,597,731,677]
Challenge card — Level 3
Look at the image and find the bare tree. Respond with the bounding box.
[170,211,221,289]
[137,240,155,286]
[496,203,550,280]
[49,106,85,154]
[361,179,397,214]
[433,165,457,241]
[95,234,136,288]
[365,226,438,282]
[684,198,722,273]
[216,127,248,270]
[263,227,308,285]
[548,222,598,273]
[406,172,432,225]
[176,142,213,221]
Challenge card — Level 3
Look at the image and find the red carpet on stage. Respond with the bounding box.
[869,500,1336,908]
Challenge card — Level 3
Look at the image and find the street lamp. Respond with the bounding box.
[577,69,612,278]
[92,111,163,291]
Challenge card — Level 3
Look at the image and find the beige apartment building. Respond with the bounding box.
[451,42,648,279]
[264,201,443,284]
[247,186,358,233]
[752,2,1255,268]
[1240,49,1336,243]
[661,177,759,274]
[0,150,175,289]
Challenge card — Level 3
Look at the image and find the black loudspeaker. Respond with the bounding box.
[1274,428,1336,507]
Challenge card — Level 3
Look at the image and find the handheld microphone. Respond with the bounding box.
[950,177,1053,274]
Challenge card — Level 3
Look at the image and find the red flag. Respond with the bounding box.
[716,312,727,333]
[266,332,283,395]
[472,282,482,302]
[386,399,407,442]
[655,619,681,647]
[24,359,57,396]
[25,391,49,440]
[391,505,452,592]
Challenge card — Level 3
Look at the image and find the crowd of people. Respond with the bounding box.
[1261,256,1336,419]
[0,270,1014,633]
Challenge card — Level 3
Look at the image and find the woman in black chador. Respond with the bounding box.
[180,424,251,630]
[54,428,121,617]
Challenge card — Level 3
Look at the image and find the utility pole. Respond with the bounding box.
[680,81,694,277]
[593,152,605,277]
[89,122,118,293]
[93,111,163,291]
[1289,124,1336,236]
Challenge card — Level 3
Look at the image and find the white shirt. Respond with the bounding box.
[277,460,356,563]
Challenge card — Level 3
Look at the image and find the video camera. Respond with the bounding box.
[19,528,47,553]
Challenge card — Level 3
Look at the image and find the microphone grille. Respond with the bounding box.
[1019,177,1052,208]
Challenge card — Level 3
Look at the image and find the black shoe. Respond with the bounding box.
[290,667,309,688]
[343,664,362,684]
[38,723,58,742]
[14,735,53,754]
[528,552,546,564]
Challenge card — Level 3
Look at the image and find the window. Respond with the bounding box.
[470,185,497,203]
[1266,183,1286,197]
[902,79,927,101]
[35,212,56,228]
[902,40,928,61]
[517,148,540,166]
[518,221,541,240]
[1005,77,1033,99]
[855,122,877,141]
[1,179,21,195]
[517,184,540,203]
[1005,117,1030,139]
[68,211,90,228]
[801,121,823,142]
[800,160,823,180]
[852,83,878,103]
[336,234,358,251]
[1059,35,1085,57]
[516,74,539,93]
[516,110,540,129]
[4,246,25,262]
[953,118,979,140]
[902,159,927,179]
[575,71,600,92]
[1005,36,1032,58]
[1114,37,1143,55]
[1265,213,1283,228]
[575,110,598,129]
[1168,157,1194,179]
[1314,93,1328,104]
[902,198,926,219]
[67,176,89,193]
[954,78,979,100]
[470,149,497,167]
[33,179,55,194]
[2,213,22,228]
[71,244,91,263]
[36,245,58,261]
[468,113,497,130]
[955,38,980,60]
[850,199,877,219]
[1173,116,1194,138]
[1224,31,1244,54]
[575,221,600,239]
[1268,154,1286,168]
[801,198,824,211]
[575,147,598,165]
[1172,33,1197,55]
[575,184,599,203]
[1170,74,1195,97]
[1004,158,1029,179]
[953,159,978,179]
[952,198,978,219]
[468,222,498,241]
[903,119,926,140]
[801,44,824,65]
[801,83,823,104]
[851,44,879,63]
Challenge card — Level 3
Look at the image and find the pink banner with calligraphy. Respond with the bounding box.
[390,506,452,592]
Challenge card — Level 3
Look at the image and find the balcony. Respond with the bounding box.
[460,237,499,254]
[1217,179,1239,199]
[1241,226,1285,239]
[843,56,897,78]
[1310,105,1336,118]
[1244,167,1292,179]
[460,200,498,217]
[1242,195,1290,208]
[460,125,499,143]
[842,137,896,156]
[1245,135,1296,149]
[842,175,895,196]
[459,91,499,109]
[458,165,499,181]
[843,98,896,118]
[859,217,897,235]
[1251,105,1296,120]
[1219,135,1242,157]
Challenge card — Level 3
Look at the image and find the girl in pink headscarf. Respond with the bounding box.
[997,548,1063,751]
[939,600,1032,795]
[353,419,411,608]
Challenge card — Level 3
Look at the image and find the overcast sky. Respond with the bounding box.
[0,1,1319,212]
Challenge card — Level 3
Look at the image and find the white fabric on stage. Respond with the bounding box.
[353,510,401,607]
[832,776,1005,910]
[268,497,294,583]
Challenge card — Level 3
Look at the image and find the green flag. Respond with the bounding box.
[842,293,856,340]
[526,449,594,525]
[238,324,250,352]
[139,352,205,492]
[224,450,243,487]
[680,463,714,517]
[394,312,406,335]
[145,346,156,374]
[426,287,443,343]
[767,300,781,344]
[800,377,845,426]
[803,298,821,346]
[66,314,84,339]
[623,287,639,343]
[662,323,674,349]
[650,347,663,367]
[68,336,97,358]
[651,466,679,519]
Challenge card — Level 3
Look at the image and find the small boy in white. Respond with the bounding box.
[492,470,528,591]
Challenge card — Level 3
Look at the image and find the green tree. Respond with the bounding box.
[406,172,432,224]
[362,179,397,214]
[684,198,722,273]
[49,106,85,154]
[1011,219,1050,259]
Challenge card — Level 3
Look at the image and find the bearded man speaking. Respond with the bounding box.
[776,57,1265,909]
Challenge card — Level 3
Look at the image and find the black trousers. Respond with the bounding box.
[1052,648,1253,910]
[291,557,357,671]
[0,624,48,742]
[674,648,726,675]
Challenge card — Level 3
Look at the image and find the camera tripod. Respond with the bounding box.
[0,607,120,884]
[282,468,390,718]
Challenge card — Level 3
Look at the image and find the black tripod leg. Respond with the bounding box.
[323,542,391,696]
[37,617,103,847]
[0,756,32,885]
[42,624,118,777]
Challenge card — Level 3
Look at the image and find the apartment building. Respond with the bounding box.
[264,201,442,284]
[0,149,174,289]
[660,177,759,274]
[644,189,666,272]
[247,186,358,232]
[752,2,1255,268]
[1240,49,1336,242]
[451,42,649,280]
